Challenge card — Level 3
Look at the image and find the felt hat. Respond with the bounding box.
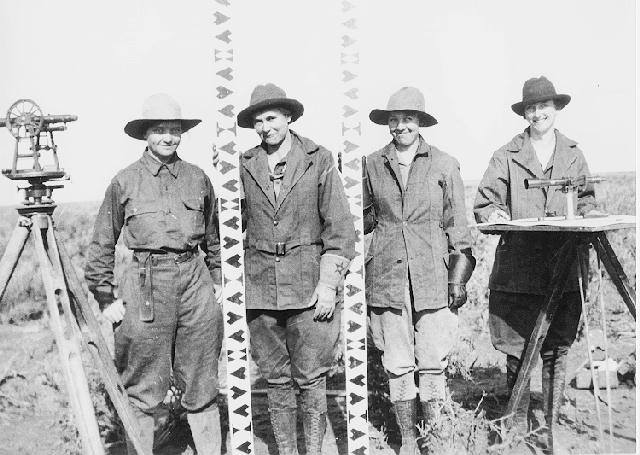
[237,83,304,128]
[511,76,571,116]
[369,87,437,127]
[124,93,201,140]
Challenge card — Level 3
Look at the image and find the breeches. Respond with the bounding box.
[115,256,223,412]
[488,290,581,358]
[247,305,341,390]
[369,279,458,377]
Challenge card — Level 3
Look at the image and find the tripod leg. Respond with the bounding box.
[593,232,636,320]
[31,216,105,455]
[52,229,151,455]
[0,219,30,303]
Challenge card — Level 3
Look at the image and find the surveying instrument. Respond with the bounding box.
[0,99,150,455]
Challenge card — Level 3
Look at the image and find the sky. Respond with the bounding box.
[0,0,636,206]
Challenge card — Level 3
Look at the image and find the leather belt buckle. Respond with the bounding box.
[275,242,286,256]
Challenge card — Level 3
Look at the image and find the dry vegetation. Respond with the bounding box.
[0,173,635,454]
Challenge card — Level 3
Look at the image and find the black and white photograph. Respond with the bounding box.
[0,1,636,454]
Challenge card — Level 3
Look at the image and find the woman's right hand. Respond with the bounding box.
[487,209,510,224]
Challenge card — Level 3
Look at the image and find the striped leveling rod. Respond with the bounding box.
[340,1,369,454]
[213,1,255,453]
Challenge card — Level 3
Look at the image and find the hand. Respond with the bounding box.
[487,209,510,224]
[308,283,337,321]
[102,299,125,324]
[448,284,467,310]
[213,284,223,304]
[584,209,608,218]
[211,143,219,168]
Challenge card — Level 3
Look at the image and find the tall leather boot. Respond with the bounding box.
[267,387,299,455]
[393,399,418,455]
[187,402,222,455]
[125,406,155,455]
[541,350,568,454]
[300,387,327,455]
[505,355,531,436]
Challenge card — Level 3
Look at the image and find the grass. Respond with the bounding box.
[0,172,635,454]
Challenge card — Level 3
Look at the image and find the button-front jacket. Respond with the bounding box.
[85,151,221,307]
[473,128,597,294]
[363,137,472,311]
[241,131,356,310]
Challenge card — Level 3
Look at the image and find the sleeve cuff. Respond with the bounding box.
[92,286,115,309]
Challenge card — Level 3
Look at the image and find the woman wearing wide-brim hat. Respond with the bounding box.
[85,93,224,455]
[364,87,476,454]
[474,76,598,453]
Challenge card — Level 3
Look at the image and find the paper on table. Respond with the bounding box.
[475,214,636,229]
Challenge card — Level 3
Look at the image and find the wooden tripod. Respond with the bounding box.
[0,206,150,455]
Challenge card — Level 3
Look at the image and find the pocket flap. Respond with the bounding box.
[182,197,204,211]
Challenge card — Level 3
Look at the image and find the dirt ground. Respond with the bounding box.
[0,314,635,455]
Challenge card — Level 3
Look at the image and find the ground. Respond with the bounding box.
[0,174,635,454]
[0,313,634,454]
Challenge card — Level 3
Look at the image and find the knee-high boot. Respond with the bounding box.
[541,350,568,454]
[267,386,299,455]
[505,355,531,436]
[187,402,222,455]
[300,387,327,455]
[393,399,418,455]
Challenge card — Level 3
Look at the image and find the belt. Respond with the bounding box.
[245,239,321,256]
[131,249,198,322]
[132,249,198,265]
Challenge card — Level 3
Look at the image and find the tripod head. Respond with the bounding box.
[0,99,77,211]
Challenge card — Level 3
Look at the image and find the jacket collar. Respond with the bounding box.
[549,130,579,180]
[242,130,318,210]
[507,128,578,179]
[141,149,181,178]
[381,135,431,193]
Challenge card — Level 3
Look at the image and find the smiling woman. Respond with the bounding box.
[474,75,598,453]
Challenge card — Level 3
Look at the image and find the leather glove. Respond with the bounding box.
[448,284,467,310]
[309,282,338,321]
[308,254,350,321]
[102,298,126,324]
[447,252,476,310]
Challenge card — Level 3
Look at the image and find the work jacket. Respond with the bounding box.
[84,151,221,308]
[363,137,472,311]
[241,131,355,310]
[474,128,597,294]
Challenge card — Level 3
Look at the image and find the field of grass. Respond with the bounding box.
[0,172,635,454]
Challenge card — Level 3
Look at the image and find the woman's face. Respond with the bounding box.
[388,111,420,148]
[524,99,557,136]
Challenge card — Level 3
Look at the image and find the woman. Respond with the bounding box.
[364,87,475,454]
[474,76,597,453]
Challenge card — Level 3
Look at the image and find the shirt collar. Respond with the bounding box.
[141,149,181,177]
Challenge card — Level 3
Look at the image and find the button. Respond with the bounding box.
[396,259,403,263]
[273,220,279,226]
[402,221,407,226]
[275,257,280,262]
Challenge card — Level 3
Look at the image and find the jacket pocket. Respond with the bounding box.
[182,196,205,237]
[124,200,163,243]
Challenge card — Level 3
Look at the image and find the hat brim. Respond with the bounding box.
[511,94,571,116]
[369,109,438,128]
[237,98,304,128]
[124,118,202,140]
